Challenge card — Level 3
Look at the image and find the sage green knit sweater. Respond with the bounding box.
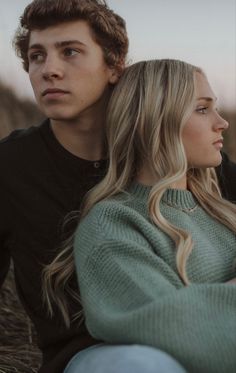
[74,183,236,373]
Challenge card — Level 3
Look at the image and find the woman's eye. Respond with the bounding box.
[64,48,79,57]
[196,107,208,114]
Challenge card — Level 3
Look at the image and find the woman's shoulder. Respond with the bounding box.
[76,190,148,242]
[74,193,138,258]
[82,192,137,225]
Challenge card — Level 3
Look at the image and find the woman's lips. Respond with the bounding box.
[213,139,223,149]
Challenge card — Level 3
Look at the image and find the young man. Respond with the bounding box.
[0,1,235,373]
[0,1,129,372]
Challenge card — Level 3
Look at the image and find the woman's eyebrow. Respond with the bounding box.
[197,96,217,102]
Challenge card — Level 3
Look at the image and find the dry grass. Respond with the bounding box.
[0,267,42,373]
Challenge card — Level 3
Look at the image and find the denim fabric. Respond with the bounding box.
[64,344,187,373]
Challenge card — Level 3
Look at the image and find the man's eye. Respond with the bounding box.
[64,48,79,57]
[29,53,44,62]
[196,107,208,114]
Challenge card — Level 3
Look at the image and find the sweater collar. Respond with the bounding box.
[129,182,198,211]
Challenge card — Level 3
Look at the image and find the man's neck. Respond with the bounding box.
[50,116,105,161]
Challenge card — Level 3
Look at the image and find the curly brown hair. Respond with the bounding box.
[13,0,129,73]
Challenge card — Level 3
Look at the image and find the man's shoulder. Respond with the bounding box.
[0,121,48,158]
[220,152,236,171]
[217,152,236,202]
[0,125,39,148]
[0,121,48,175]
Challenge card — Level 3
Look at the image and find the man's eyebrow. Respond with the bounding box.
[28,40,86,51]
[28,43,44,51]
[197,96,217,102]
[55,40,87,48]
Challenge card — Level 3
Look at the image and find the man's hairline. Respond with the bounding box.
[26,19,104,59]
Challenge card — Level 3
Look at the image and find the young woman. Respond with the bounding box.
[71,59,236,373]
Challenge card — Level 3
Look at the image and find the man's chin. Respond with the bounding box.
[39,103,75,120]
[45,111,76,122]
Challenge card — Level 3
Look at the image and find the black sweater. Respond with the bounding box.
[216,152,236,203]
[0,120,235,372]
[0,120,106,372]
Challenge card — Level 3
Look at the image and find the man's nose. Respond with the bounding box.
[42,55,64,80]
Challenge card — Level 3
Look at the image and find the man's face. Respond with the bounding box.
[28,20,118,122]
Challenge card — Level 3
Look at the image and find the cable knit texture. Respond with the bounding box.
[74,183,236,373]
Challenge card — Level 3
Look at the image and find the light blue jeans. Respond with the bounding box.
[64,344,187,373]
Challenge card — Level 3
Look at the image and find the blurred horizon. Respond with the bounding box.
[0,0,235,110]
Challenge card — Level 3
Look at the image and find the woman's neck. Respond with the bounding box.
[137,164,187,190]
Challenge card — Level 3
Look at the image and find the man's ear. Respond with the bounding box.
[109,60,125,84]
[109,68,120,84]
[109,69,119,84]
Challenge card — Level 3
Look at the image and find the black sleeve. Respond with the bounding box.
[216,152,236,203]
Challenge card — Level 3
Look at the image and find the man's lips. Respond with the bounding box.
[42,88,69,97]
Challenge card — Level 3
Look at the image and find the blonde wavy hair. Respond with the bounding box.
[43,59,236,326]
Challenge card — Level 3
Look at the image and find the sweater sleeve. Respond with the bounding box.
[74,210,236,373]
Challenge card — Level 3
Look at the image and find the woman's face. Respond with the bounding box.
[182,72,229,169]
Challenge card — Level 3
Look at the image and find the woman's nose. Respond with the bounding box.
[214,113,229,132]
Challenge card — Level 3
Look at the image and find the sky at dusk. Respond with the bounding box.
[0,0,235,109]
